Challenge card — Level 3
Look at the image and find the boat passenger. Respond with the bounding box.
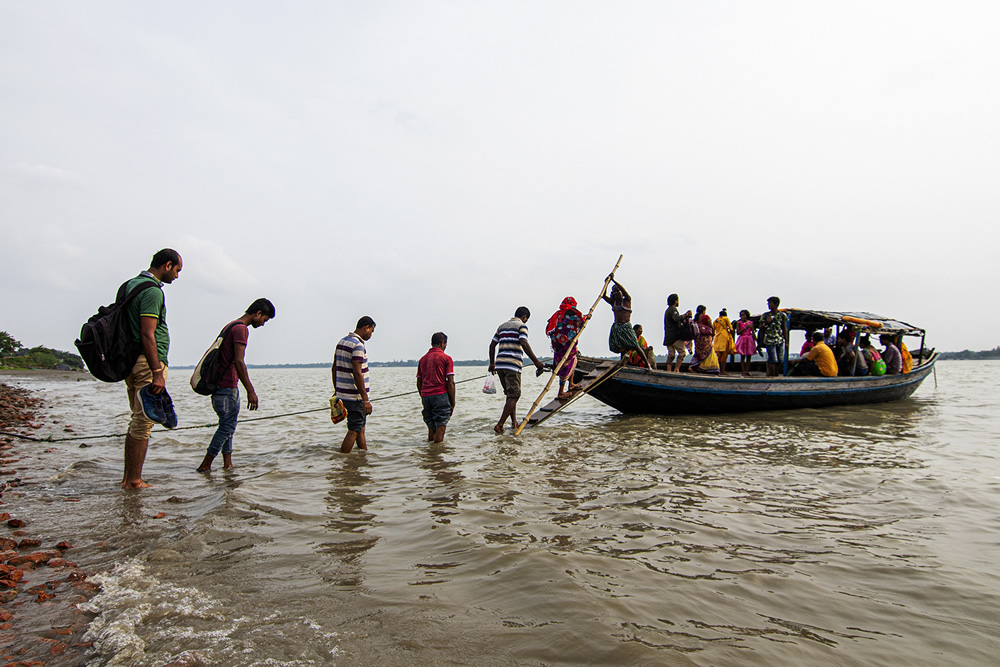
[603,279,647,367]
[880,334,903,375]
[800,330,816,356]
[688,305,720,374]
[734,309,757,377]
[758,296,789,377]
[791,331,838,377]
[546,297,586,399]
[897,335,913,373]
[823,327,837,347]
[836,331,868,376]
[713,309,736,375]
[860,335,885,376]
[630,324,656,369]
[663,294,692,372]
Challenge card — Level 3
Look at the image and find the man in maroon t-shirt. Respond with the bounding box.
[197,298,275,472]
[416,332,456,443]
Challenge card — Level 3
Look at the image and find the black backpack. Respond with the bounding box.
[75,279,160,382]
[190,321,240,396]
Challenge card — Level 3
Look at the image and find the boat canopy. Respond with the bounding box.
[767,309,925,336]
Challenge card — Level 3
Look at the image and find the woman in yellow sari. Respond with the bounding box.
[689,305,720,374]
[713,308,736,375]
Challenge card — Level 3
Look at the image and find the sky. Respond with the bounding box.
[2,1,999,365]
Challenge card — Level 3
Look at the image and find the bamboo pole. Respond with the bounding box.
[527,359,627,427]
[513,254,623,435]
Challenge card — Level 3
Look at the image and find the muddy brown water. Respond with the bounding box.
[2,362,997,665]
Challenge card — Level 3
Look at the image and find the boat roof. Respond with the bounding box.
[762,309,925,336]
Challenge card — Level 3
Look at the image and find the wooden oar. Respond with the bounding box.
[513,254,623,435]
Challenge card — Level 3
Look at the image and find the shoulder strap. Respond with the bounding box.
[115,277,160,305]
[218,320,242,340]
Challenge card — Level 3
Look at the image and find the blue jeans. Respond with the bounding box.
[208,388,240,456]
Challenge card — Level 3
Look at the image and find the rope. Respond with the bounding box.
[0,373,490,444]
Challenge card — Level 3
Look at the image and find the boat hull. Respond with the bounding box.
[575,354,937,416]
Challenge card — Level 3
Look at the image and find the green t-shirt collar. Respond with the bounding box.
[139,270,163,286]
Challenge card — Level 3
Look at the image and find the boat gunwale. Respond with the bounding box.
[577,353,935,378]
[614,374,930,397]
[574,353,936,399]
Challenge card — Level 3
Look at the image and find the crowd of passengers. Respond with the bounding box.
[548,285,916,390]
[651,293,915,378]
[792,328,913,378]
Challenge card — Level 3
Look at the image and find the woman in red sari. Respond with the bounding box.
[547,297,586,399]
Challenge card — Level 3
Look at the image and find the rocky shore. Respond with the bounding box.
[0,381,100,666]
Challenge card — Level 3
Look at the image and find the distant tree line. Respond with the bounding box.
[0,330,84,370]
[938,346,1000,360]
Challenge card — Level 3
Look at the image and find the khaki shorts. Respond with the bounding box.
[125,356,169,439]
[496,369,521,400]
[665,339,687,361]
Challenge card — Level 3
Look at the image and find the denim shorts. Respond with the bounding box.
[421,393,452,429]
[342,399,367,432]
[765,342,785,364]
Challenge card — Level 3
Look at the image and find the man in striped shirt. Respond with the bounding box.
[488,306,545,434]
[333,316,376,453]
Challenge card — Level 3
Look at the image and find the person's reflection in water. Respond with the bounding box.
[418,442,464,525]
[322,455,378,586]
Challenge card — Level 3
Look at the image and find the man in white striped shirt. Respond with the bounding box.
[333,316,376,453]
[488,306,545,434]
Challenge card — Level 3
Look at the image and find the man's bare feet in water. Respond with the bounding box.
[494,423,505,435]
[197,454,215,473]
[223,453,233,469]
[121,480,153,489]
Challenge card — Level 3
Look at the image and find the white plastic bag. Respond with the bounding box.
[483,373,497,394]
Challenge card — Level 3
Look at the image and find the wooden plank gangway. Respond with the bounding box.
[521,358,625,429]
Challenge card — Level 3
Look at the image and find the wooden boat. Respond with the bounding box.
[525,309,936,424]
[570,352,936,416]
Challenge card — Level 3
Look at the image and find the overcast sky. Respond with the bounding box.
[3,1,998,365]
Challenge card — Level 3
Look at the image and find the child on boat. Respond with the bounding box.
[734,309,757,377]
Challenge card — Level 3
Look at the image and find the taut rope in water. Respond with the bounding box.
[0,373,488,443]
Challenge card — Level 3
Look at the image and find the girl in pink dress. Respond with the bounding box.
[734,309,758,377]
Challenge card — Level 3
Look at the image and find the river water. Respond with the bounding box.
[3,361,999,665]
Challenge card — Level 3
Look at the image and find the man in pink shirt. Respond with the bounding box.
[416,332,456,443]
[196,298,274,472]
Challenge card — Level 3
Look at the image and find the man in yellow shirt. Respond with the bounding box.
[793,331,838,377]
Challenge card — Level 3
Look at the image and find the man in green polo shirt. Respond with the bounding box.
[121,248,182,488]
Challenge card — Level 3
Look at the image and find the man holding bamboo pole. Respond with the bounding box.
[603,278,648,368]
